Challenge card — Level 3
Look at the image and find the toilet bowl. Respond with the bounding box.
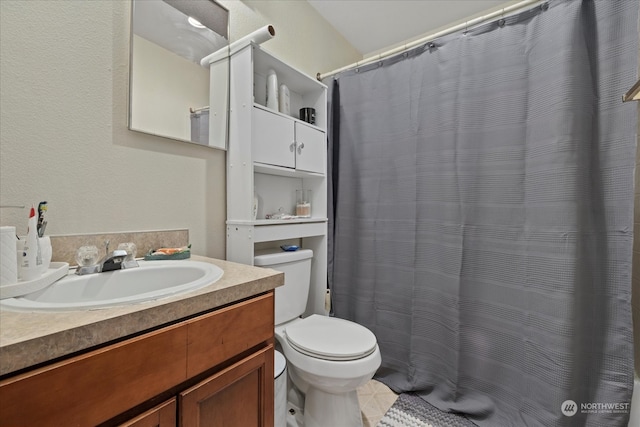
[276,316,381,427]
[254,249,381,427]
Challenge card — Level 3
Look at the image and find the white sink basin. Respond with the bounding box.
[0,260,223,312]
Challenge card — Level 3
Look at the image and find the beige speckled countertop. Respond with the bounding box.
[0,256,283,377]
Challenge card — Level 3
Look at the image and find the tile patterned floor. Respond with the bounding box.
[358,380,398,427]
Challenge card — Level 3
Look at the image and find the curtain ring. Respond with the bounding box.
[498,18,506,27]
[541,2,549,11]
[428,42,436,49]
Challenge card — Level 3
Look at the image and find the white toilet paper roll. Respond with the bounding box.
[0,226,18,286]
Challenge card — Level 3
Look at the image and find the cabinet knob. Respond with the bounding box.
[289,142,296,152]
[296,142,305,154]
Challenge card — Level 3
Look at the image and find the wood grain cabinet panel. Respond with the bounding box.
[186,292,274,377]
[0,291,275,427]
[180,345,274,427]
[119,399,177,427]
[0,323,187,427]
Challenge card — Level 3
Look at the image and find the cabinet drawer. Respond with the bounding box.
[0,323,188,427]
[186,292,274,377]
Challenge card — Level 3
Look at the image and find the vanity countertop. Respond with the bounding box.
[0,256,283,377]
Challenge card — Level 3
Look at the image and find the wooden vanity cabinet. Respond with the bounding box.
[0,292,275,427]
[180,345,274,427]
[119,399,177,427]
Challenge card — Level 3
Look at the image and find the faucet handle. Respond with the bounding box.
[75,245,100,275]
[111,249,128,258]
[76,246,99,267]
[117,242,137,261]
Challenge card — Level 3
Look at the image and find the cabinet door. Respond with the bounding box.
[253,107,295,169]
[295,122,326,174]
[119,399,177,427]
[180,345,274,427]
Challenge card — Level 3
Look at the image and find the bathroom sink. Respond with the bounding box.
[0,260,223,312]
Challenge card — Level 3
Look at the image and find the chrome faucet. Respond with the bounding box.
[100,248,129,272]
[76,240,138,275]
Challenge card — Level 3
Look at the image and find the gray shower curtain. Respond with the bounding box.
[326,1,638,426]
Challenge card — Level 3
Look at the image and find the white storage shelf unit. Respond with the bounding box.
[226,43,328,316]
[252,48,326,129]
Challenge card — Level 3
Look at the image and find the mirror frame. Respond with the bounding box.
[128,0,230,150]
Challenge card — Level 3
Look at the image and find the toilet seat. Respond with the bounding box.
[285,315,377,361]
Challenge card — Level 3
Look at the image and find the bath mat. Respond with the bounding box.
[377,393,477,427]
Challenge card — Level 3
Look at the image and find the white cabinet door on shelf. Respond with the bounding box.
[252,106,326,174]
[252,107,295,169]
[295,122,325,174]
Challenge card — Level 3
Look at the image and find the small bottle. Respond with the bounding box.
[278,84,290,115]
[266,69,279,111]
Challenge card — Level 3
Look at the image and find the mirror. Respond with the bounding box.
[129,0,229,149]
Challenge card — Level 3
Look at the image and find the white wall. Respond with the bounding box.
[220,0,361,78]
[0,0,361,258]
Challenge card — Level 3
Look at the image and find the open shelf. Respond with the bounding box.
[253,104,325,133]
[227,218,328,226]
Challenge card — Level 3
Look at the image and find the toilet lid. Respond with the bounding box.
[285,315,377,361]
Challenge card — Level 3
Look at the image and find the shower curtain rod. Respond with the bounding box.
[317,0,544,81]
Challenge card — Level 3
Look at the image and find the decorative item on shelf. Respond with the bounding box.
[299,107,316,125]
[265,207,296,220]
[266,69,279,111]
[253,192,259,220]
[144,244,191,260]
[278,84,290,115]
[296,189,311,218]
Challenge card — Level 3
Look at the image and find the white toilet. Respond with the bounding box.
[254,249,381,427]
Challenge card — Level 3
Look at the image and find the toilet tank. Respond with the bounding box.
[254,249,313,325]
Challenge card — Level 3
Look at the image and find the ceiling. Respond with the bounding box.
[306,0,515,57]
